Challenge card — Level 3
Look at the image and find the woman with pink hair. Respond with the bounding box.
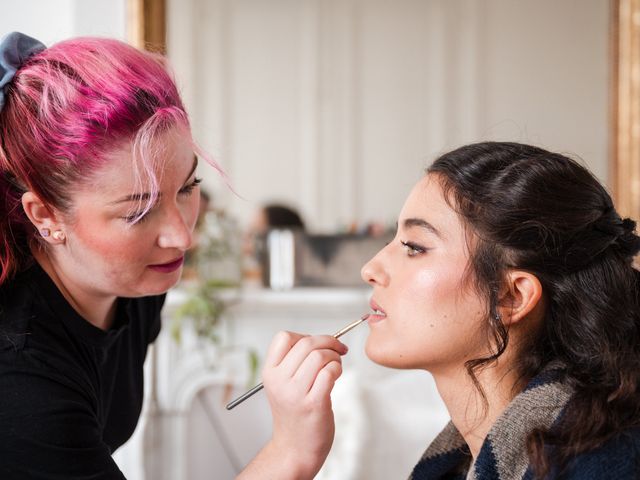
[0,32,344,478]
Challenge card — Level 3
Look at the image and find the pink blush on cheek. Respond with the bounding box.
[71,215,147,267]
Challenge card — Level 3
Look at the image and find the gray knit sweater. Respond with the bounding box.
[409,365,640,479]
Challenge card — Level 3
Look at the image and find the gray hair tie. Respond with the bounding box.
[0,31,46,113]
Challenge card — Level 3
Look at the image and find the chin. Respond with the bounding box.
[365,341,402,369]
[365,338,430,370]
[152,279,181,295]
[152,269,183,287]
[130,277,181,297]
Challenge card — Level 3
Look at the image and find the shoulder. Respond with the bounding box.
[0,267,40,350]
[561,428,640,479]
[0,349,126,478]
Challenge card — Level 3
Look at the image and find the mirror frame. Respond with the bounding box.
[611,0,640,222]
[130,0,639,222]
[127,0,166,53]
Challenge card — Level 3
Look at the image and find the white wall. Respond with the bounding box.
[0,0,126,45]
[478,0,609,178]
[168,0,610,233]
[1,0,609,233]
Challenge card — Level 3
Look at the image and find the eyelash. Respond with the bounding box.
[180,177,202,196]
[400,240,427,257]
[122,177,202,224]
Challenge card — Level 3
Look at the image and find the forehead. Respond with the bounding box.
[83,128,194,197]
[399,174,463,237]
[401,175,447,217]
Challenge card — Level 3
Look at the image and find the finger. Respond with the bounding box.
[308,360,343,403]
[265,331,307,368]
[278,335,347,378]
[291,348,343,393]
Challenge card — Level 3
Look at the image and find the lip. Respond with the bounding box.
[368,298,387,323]
[148,256,184,273]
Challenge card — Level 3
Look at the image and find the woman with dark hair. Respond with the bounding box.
[357,142,640,478]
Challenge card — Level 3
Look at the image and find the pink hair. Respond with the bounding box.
[0,37,195,285]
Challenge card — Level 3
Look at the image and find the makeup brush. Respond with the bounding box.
[225,313,370,410]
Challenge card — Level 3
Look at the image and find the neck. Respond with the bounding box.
[33,249,117,331]
[432,360,523,459]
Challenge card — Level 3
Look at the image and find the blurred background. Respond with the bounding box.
[171,0,610,232]
[2,1,637,479]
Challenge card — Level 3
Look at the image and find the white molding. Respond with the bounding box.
[297,0,321,228]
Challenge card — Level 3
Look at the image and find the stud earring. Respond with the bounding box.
[52,230,66,241]
[40,228,51,238]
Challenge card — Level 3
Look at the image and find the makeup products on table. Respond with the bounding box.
[225,314,370,410]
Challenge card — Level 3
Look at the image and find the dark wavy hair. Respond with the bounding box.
[264,204,305,230]
[428,142,640,476]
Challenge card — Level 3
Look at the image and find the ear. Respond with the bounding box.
[498,270,543,326]
[21,192,62,243]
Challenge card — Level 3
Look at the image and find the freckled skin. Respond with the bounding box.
[47,127,200,303]
[361,175,489,376]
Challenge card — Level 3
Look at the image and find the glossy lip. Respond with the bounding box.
[148,256,184,273]
[368,298,387,323]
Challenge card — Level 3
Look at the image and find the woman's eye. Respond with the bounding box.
[122,211,149,225]
[179,177,202,196]
[120,178,202,224]
[401,240,426,257]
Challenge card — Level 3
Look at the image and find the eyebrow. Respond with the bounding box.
[110,156,198,205]
[400,217,443,238]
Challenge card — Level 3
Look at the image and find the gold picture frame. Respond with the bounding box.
[611,0,640,222]
[127,0,166,53]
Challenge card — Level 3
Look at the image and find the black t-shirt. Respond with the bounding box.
[0,263,163,479]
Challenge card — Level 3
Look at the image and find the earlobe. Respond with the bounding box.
[499,271,543,326]
[21,192,62,242]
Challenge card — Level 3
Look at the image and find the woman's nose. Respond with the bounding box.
[361,249,389,287]
[157,206,194,250]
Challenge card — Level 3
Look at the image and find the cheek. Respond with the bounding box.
[72,217,149,263]
[397,261,485,348]
[401,267,461,323]
[186,195,200,230]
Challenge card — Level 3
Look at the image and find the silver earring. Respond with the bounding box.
[52,230,65,241]
[40,228,51,238]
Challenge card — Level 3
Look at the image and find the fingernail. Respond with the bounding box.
[341,343,349,354]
